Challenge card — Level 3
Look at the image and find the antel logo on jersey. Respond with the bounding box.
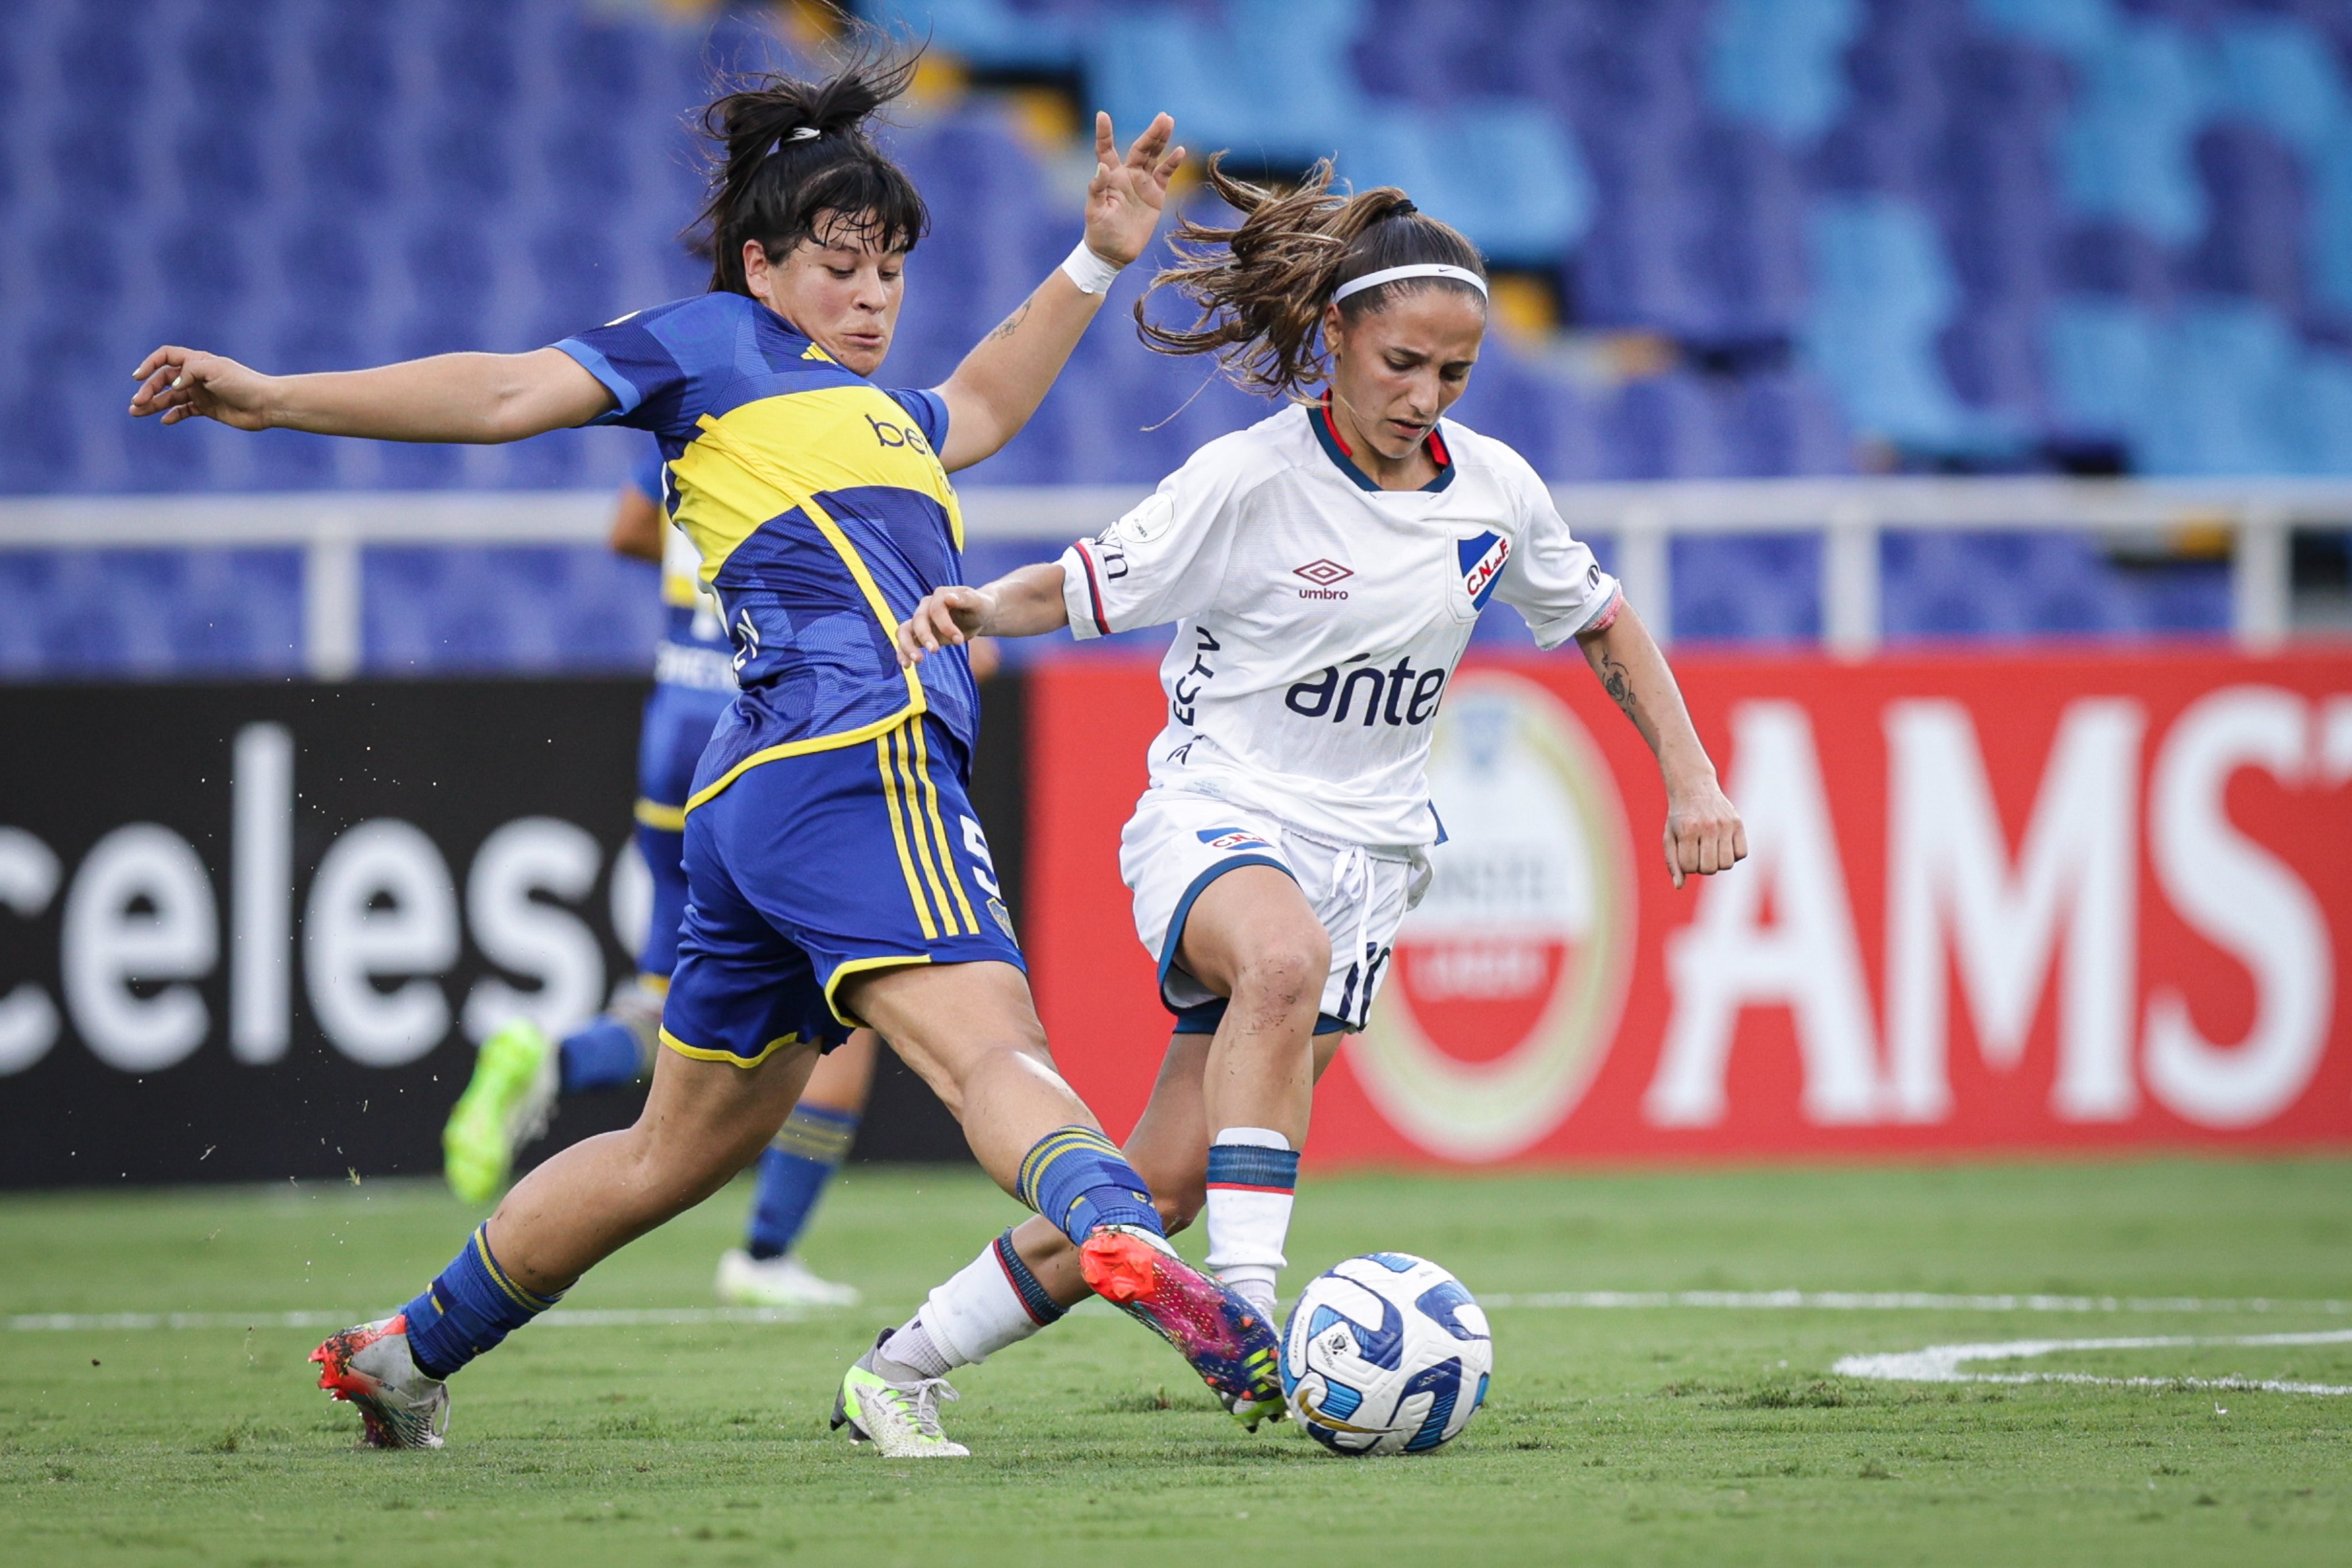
[1294,559,1353,600]
[1353,671,1638,1161]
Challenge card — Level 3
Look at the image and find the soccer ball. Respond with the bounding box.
[1281,1252,1492,1455]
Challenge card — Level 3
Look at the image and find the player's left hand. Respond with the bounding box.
[1663,777,1746,890]
[1081,112,1185,268]
[896,584,992,668]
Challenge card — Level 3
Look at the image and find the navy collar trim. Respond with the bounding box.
[1311,399,1456,493]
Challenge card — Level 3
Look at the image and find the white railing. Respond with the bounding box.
[5,477,2349,678]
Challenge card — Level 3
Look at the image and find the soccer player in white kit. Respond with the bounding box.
[867,161,1746,1447]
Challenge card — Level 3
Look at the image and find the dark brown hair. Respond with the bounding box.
[693,38,930,296]
[1137,156,1486,399]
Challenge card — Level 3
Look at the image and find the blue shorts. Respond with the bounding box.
[633,682,735,979]
[660,714,1023,1067]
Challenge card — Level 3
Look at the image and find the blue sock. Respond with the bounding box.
[993,1229,1068,1326]
[559,1017,645,1093]
[1016,1126,1165,1244]
[400,1225,562,1380]
[745,1105,860,1260]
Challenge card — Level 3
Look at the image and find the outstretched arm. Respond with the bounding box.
[933,113,1183,473]
[1576,601,1747,888]
[895,563,1068,667]
[128,345,613,444]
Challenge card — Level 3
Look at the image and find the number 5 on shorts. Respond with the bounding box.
[960,815,1001,897]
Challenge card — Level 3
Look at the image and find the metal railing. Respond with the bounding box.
[5,477,2349,679]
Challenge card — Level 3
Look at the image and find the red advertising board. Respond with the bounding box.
[1026,650,2352,1165]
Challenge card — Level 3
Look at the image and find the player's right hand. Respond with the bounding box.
[129,347,274,429]
[896,585,992,668]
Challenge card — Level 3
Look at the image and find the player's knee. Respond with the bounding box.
[1232,932,1329,1018]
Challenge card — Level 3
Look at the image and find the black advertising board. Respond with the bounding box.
[0,677,1016,1187]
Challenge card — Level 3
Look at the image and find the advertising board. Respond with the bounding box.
[1025,651,2352,1163]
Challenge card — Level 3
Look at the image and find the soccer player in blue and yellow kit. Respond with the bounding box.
[442,442,887,1310]
[129,48,1282,1454]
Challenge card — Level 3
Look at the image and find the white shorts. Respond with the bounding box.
[1118,788,1429,1035]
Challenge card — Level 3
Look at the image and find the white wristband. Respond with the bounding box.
[1059,241,1124,296]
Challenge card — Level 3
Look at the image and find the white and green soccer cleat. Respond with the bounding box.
[831,1331,969,1458]
[715,1248,862,1309]
[442,1020,558,1205]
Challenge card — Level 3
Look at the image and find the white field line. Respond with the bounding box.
[10,1292,2348,1334]
[1834,1327,2352,1396]
[3,1306,815,1333]
[1479,1290,2352,1315]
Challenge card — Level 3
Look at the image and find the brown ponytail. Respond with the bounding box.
[1136,156,1486,400]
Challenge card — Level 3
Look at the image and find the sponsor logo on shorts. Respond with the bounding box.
[987,896,1017,942]
[1293,558,1353,601]
[1197,827,1272,853]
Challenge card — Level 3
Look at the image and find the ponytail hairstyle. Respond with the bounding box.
[692,37,930,296]
[1136,156,1487,399]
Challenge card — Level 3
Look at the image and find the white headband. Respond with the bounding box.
[766,126,822,156]
[1332,263,1488,303]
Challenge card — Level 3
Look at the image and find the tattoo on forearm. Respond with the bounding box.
[987,301,1032,342]
[1598,651,1639,725]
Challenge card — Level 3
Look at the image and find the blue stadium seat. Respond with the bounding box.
[1673,533,1823,644]
[1705,0,1863,143]
[864,0,1081,75]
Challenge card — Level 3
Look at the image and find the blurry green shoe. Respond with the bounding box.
[442,1021,558,1205]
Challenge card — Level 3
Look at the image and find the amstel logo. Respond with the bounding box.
[1356,671,1637,1160]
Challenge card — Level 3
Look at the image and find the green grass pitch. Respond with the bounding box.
[2,1157,2347,1566]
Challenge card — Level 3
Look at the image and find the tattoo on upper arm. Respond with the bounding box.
[987,301,1032,342]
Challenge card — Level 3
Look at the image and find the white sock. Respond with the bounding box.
[881,1231,1066,1380]
[1204,1126,1298,1315]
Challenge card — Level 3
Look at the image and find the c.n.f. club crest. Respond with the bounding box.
[1457,532,1510,610]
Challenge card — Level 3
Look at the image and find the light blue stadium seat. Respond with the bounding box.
[1801,196,1999,451]
[863,0,1081,75]
[1705,0,1863,143]
[1088,0,1365,167]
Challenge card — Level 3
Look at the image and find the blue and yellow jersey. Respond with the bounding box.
[625,443,738,692]
[558,293,979,806]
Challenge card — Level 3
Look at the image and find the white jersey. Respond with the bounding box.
[1056,402,1620,849]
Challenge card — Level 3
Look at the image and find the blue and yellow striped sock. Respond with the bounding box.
[745,1105,860,1260]
[1016,1125,1163,1245]
[399,1225,562,1380]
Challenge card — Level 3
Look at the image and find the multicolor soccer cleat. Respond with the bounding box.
[1078,1225,1286,1430]
[831,1331,970,1458]
[442,1019,559,1205]
[310,1315,450,1450]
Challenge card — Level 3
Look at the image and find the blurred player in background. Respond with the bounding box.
[130,44,1283,1458]
[885,161,1745,1442]
[442,443,1007,1310]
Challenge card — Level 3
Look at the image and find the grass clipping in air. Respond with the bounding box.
[0,1159,2347,1565]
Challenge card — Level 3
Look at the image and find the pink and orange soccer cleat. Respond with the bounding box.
[310,1315,450,1449]
[1079,1225,1285,1429]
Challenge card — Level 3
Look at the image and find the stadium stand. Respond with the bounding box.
[3,0,2343,674]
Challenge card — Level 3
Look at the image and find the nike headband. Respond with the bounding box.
[1330,264,1489,303]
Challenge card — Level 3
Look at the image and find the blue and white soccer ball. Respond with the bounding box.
[1281,1253,1492,1455]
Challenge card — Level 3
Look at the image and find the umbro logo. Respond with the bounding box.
[1293,559,1352,601]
